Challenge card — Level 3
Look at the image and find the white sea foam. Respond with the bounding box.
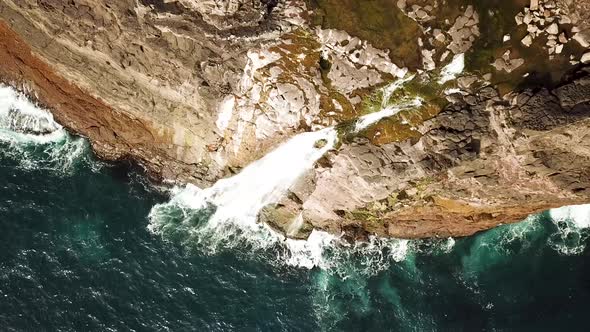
[0,85,87,173]
[284,230,338,269]
[0,85,64,143]
[148,123,415,270]
[149,74,429,269]
[550,204,590,229]
[548,204,590,255]
[149,128,348,267]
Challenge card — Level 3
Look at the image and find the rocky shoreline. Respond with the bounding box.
[1,0,589,240]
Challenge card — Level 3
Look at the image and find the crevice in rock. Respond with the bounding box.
[260,0,279,14]
[139,0,184,15]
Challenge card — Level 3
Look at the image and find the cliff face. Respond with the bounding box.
[0,0,294,185]
[0,0,589,240]
[266,72,590,240]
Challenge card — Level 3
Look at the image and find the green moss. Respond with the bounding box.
[386,193,398,208]
[466,0,524,72]
[415,176,434,192]
[359,88,385,115]
[305,0,423,69]
[462,0,584,90]
[347,209,379,223]
[313,138,328,149]
[352,73,449,145]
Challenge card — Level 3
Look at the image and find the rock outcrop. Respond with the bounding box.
[262,69,590,240]
[0,0,589,240]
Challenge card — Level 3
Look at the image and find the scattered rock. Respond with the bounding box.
[555,43,563,54]
[546,22,559,34]
[457,75,477,89]
[527,25,539,33]
[433,29,446,43]
[521,34,533,47]
[447,6,479,54]
[492,56,525,73]
[559,15,571,24]
[558,32,568,44]
[416,9,428,19]
[465,5,474,18]
[573,32,590,47]
[515,13,524,25]
[524,12,533,24]
[582,52,590,64]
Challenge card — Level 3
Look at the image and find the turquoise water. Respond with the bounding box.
[1,92,590,331]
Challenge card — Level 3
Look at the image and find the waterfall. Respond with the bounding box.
[438,53,465,84]
[354,97,422,132]
[196,127,338,227]
[148,76,422,268]
[148,128,344,267]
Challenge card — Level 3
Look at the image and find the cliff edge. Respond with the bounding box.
[1,0,590,240]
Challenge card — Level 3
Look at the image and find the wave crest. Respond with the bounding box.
[0,85,88,173]
[549,204,590,255]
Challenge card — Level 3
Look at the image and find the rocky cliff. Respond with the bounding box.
[1,0,589,240]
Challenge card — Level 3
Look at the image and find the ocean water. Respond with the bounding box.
[1,87,590,331]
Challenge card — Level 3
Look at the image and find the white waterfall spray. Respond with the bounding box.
[148,128,345,267]
[354,97,422,132]
[438,53,465,84]
[148,77,419,268]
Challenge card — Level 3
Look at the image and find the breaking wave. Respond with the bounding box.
[0,85,88,173]
[147,66,590,273]
[548,204,590,255]
[147,121,418,272]
[148,188,414,272]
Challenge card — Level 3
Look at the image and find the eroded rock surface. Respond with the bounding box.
[1,0,590,240]
[262,69,590,240]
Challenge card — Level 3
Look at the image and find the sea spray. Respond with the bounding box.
[550,204,590,228]
[148,120,420,268]
[548,204,590,255]
[0,85,87,173]
[148,72,433,268]
[149,75,428,269]
[0,85,63,143]
[461,215,544,279]
[149,128,344,265]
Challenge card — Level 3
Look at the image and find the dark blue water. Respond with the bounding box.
[2,100,590,331]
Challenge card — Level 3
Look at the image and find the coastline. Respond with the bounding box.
[0,1,589,241]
